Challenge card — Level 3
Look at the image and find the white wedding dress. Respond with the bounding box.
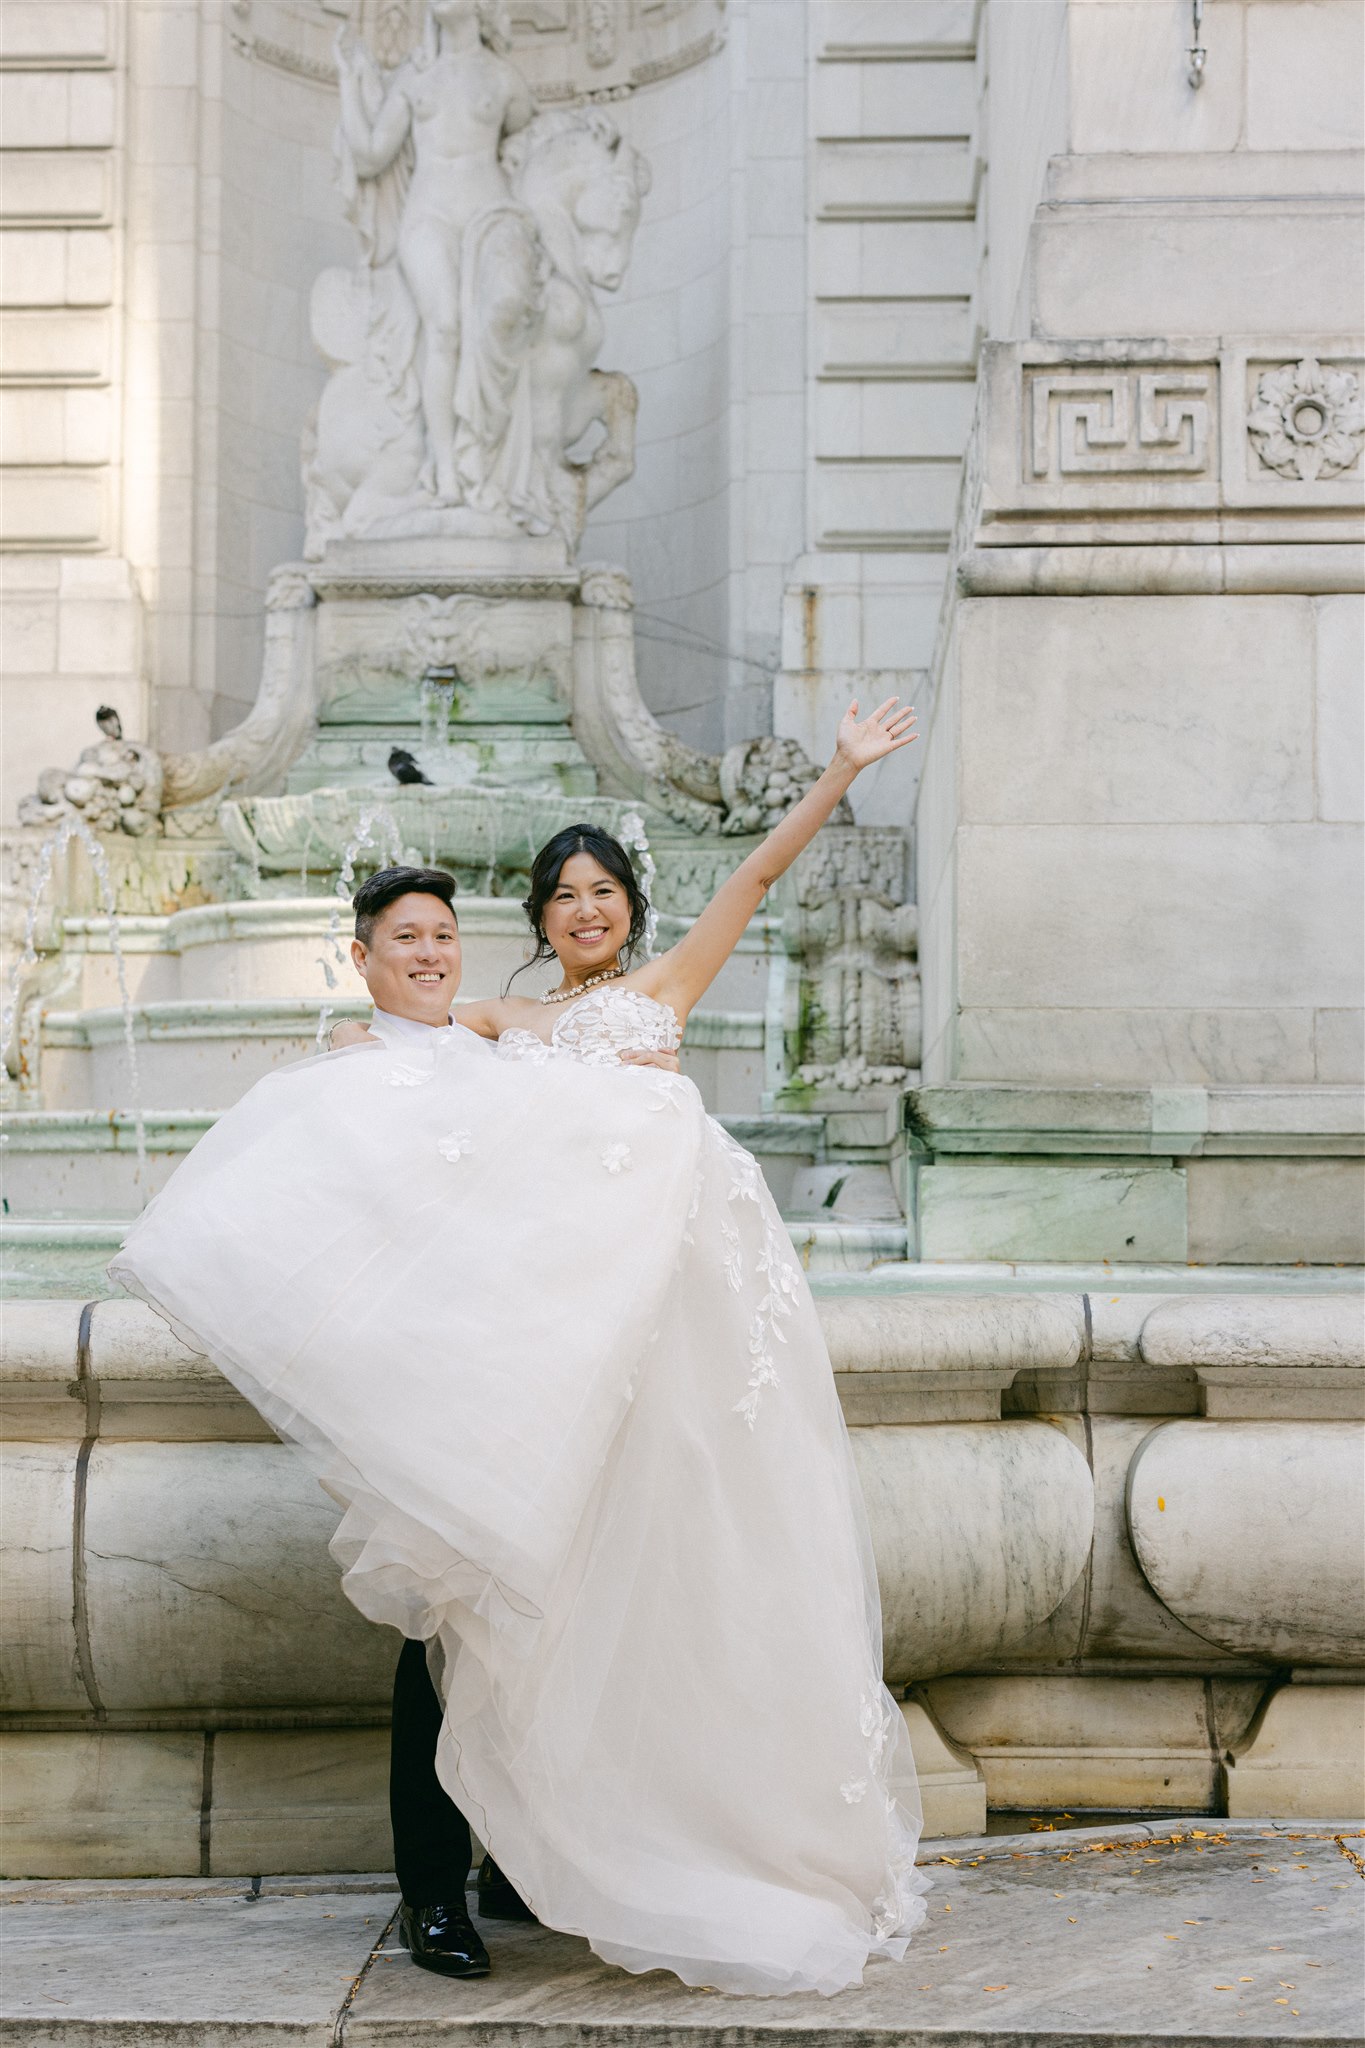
[110,987,927,1996]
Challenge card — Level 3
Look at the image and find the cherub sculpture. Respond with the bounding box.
[19,707,164,836]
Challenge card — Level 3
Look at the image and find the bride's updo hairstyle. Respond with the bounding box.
[506,824,647,991]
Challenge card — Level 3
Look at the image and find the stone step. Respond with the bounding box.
[816,138,980,221]
[55,901,782,1015]
[813,1261,1365,1297]
[807,12,982,562]
[2,1821,1359,2044]
[0,1206,903,1297]
[0,1103,828,1218]
[35,999,774,1115]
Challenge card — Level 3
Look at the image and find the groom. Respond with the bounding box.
[342,864,530,1979]
[343,864,681,1979]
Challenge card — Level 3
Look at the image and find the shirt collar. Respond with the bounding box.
[370,1005,453,1044]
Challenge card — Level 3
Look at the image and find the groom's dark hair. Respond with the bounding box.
[353,866,458,947]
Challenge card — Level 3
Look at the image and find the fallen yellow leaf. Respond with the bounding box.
[984,1985,1008,1991]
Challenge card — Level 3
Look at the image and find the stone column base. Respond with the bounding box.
[1225,1683,1365,1820]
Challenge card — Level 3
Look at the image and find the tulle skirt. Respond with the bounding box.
[111,1025,927,1994]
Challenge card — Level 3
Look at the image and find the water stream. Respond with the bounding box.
[418,671,457,760]
[1,812,147,1179]
[314,803,405,1048]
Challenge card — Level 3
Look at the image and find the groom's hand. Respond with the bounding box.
[328,1021,381,1050]
[619,1048,682,1073]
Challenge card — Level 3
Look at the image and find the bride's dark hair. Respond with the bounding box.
[506,823,648,992]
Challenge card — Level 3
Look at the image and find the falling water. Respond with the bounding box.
[418,675,456,869]
[419,671,456,758]
[481,792,499,898]
[620,811,659,957]
[1,812,148,1178]
[314,802,405,1048]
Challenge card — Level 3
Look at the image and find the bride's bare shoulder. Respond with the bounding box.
[453,995,540,1039]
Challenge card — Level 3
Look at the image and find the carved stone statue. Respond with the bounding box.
[305,0,649,556]
[18,711,164,837]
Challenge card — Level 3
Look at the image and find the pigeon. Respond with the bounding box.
[387,747,433,786]
[95,705,123,741]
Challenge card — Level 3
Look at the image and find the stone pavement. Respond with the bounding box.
[2,1821,1361,2047]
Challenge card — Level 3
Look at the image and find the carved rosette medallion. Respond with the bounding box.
[1246,357,1364,483]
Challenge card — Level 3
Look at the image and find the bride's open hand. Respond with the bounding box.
[834,697,917,773]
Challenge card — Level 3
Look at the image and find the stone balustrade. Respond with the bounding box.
[1,1291,1360,1875]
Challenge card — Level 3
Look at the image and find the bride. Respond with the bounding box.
[111,699,928,1997]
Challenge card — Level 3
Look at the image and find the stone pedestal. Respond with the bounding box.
[1226,1683,1365,1820]
[912,134,1365,1267]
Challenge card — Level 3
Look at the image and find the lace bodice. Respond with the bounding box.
[498,985,682,1065]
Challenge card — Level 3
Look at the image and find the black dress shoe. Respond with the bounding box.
[476,1855,537,1923]
[397,1899,490,1977]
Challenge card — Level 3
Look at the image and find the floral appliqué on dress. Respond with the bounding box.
[437,1129,475,1163]
[712,1127,803,1429]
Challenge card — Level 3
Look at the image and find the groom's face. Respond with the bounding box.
[351,891,462,1025]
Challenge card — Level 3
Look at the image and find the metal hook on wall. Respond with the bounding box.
[1188,0,1207,87]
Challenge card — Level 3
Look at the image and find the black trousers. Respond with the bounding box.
[390,1636,472,1906]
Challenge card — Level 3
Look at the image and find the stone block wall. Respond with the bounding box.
[3,1291,1360,1875]
[920,588,1364,1089]
[773,0,985,830]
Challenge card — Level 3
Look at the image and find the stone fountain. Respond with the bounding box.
[1,0,1360,1894]
[3,0,920,1283]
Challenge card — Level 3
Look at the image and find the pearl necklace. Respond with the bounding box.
[539,964,626,1006]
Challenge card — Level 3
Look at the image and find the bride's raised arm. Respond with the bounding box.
[642,698,916,1025]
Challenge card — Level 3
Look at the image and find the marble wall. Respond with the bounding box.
[913,0,1365,1166]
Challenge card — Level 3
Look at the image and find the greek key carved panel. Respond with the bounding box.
[1026,369,1216,482]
